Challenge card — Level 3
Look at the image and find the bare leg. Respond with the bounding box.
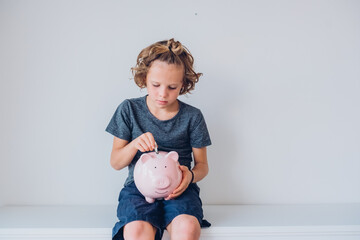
[123,220,157,240]
[167,214,201,240]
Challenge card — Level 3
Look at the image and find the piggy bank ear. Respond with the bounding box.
[165,151,179,162]
[139,153,152,163]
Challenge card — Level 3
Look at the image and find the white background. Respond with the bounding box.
[0,0,359,206]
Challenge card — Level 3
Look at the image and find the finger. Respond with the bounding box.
[166,186,181,200]
[172,182,187,195]
[144,132,156,150]
[179,165,188,172]
[179,166,192,183]
[138,136,150,151]
[137,138,149,152]
[167,188,184,200]
[141,132,155,151]
[165,192,180,200]
[136,143,146,152]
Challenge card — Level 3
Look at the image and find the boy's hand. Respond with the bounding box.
[132,132,156,152]
[165,166,193,200]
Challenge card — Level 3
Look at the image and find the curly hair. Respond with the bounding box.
[131,39,202,95]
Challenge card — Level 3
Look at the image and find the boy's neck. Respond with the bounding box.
[146,96,179,121]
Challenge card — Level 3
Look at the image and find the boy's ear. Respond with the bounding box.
[165,151,179,162]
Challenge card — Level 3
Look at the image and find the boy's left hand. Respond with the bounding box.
[165,166,192,200]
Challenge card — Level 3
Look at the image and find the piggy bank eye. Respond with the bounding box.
[165,166,167,168]
[154,166,157,169]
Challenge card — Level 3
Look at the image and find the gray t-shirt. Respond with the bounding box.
[106,95,212,186]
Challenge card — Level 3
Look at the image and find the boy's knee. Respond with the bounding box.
[169,215,201,240]
[123,221,156,240]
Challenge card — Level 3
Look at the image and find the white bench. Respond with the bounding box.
[1,204,359,240]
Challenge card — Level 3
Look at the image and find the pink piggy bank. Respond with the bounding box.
[134,151,182,203]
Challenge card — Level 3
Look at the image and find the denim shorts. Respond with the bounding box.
[112,182,210,240]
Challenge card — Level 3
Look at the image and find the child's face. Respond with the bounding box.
[145,60,184,110]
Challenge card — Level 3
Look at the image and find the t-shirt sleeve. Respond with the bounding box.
[105,100,132,141]
[189,110,212,148]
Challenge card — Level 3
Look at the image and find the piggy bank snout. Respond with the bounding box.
[154,176,171,189]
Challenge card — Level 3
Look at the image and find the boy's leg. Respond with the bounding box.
[124,220,156,240]
[163,183,206,240]
[112,182,164,240]
[166,214,201,240]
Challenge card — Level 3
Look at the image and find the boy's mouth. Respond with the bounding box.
[157,100,168,105]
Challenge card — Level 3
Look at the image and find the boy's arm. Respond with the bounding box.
[191,147,209,183]
[165,147,209,200]
[110,133,156,170]
[110,137,135,170]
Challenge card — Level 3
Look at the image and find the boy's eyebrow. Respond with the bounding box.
[151,81,181,86]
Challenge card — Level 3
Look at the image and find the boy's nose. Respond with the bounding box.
[159,87,168,98]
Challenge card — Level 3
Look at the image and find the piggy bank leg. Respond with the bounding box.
[145,197,155,203]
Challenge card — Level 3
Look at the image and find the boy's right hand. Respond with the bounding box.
[132,132,156,152]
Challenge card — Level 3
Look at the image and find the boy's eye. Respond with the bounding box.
[168,86,177,90]
[152,84,159,87]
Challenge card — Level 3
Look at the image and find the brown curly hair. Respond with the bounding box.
[131,39,202,95]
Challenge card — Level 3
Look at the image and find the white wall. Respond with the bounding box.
[0,0,359,206]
